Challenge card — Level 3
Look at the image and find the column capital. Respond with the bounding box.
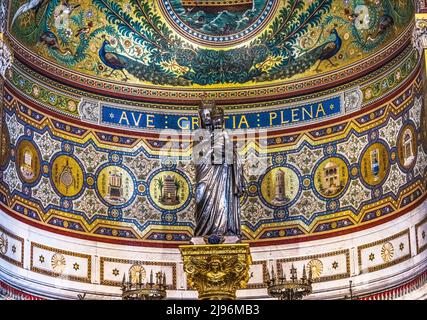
[180,243,252,300]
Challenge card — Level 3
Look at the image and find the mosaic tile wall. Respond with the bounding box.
[0,67,426,246]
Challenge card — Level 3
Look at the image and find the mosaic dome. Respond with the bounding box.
[7,0,415,103]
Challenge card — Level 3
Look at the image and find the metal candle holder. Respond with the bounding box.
[121,270,167,300]
[265,264,313,300]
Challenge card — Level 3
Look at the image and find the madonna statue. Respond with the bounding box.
[194,99,245,241]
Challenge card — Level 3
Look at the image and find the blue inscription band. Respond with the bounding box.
[101,96,342,130]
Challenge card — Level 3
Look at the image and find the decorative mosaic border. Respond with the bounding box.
[5,21,414,103]
[415,214,427,254]
[30,242,92,283]
[0,225,24,268]
[0,95,424,245]
[0,55,425,247]
[99,256,177,289]
[276,249,351,282]
[357,229,412,274]
[6,45,418,117]
[3,64,423,142]
[247,260,268,289]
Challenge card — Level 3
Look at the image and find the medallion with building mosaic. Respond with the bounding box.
[16,140,41,185]
[97,166,135,206]
[397,124,417,170]
[360,142,391,186]
[260,167,300,207]
[148,170,191,212]
[51,155,84,198]
[314,157,349,199]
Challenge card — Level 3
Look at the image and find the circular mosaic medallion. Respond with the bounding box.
[129,264,146,284]
[397,124,417,169]
[52,155,84,197]
[149,170,190,211]
[138,183,146,193]
[360,142,390,186]
[260,167,299,207]
[87,176,95,186]
[159,0,278,46]
[303,178,311,188]
[51,253,66,274]
[97,166,135,206]
[16,140,41,184]
[314,157,349,198]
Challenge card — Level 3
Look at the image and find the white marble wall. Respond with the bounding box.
[0,200,426,300]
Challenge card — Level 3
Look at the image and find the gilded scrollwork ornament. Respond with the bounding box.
[180,244,252,300]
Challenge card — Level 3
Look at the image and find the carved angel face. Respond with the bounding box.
[208,255,223,272]
[210,261,221,272]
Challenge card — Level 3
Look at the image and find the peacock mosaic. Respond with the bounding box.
[0,68,425,245]
[7,0,414,88]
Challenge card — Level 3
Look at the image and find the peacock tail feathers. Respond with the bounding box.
[255,51,319,83]
[130,0,175,49]
[93,0,176,53]
[382,0,413,26]
[70,10,85,28]
[123,58,191,86]
[257,0,332,51]
[250,0,332,81]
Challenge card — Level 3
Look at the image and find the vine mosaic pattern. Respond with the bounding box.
[8,0,414,87]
